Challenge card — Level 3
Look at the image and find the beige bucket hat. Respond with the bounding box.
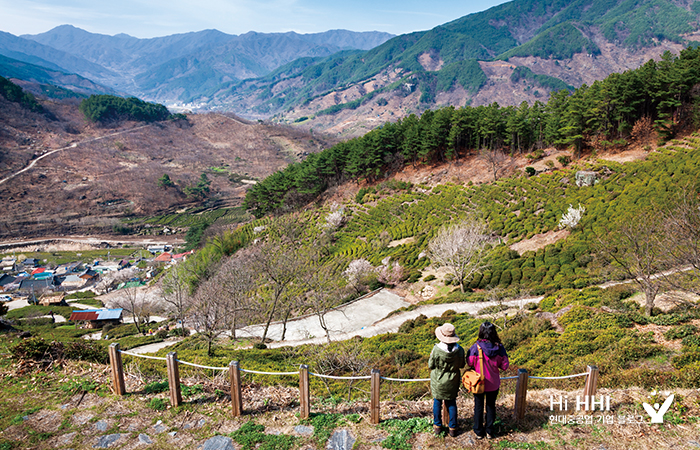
[435,323,460,344]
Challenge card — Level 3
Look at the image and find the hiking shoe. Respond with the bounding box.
[475,433,485,440]
[433,425,442,436]
[487,434,496,440]
[448,428,458,437]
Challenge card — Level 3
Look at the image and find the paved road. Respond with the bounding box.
[238,288,543,348]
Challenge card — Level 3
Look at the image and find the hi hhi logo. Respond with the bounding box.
[642,391,674,424]
[550,395,611,412]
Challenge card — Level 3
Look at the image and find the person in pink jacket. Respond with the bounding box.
[467,321,509,439]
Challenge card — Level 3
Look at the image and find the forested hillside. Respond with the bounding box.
[245,47,700,217]
[167,44,700,362]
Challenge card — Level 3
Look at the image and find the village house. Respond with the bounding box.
[0,274,17,292]
[55,261,83,276]
[172,250,194,263]
[147,245,170,254]
[58,274,86,290]
[19,278,54,295]
[154,252,172,263]
[69,309,123,329]
[32,268,54,280]
[38,292,67,307]
[0,258,16,273]
[21,258,40,270]
[79,269,99,282]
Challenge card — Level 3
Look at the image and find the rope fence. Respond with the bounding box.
[108,342,600,424]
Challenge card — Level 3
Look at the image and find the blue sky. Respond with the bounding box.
[2,0,510,38]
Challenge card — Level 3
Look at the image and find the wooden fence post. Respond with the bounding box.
[299,364,310,420]
[166,352,182,407]
[108,343,126,396]
[229,361,242,416]
[514,368,529,422]
[370,369,381,424]
[584,365,599,398]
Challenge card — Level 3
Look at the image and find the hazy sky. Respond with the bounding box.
[1,0,511,38]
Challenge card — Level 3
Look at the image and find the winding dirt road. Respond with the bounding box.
[0,125,151,186]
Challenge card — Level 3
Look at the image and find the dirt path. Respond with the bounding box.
[0,124,150,186]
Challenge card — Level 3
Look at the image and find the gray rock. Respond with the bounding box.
[327,429,355,450]
[575,171,598,187]
[94,420,109,432]
[294,425,314,435]
[200,435,235,450]
[198,418,206,428]
[168,431,177,437]
[138,434,152,444]
[153,420,167,434]
[58,431,77,445]
[93,434,121,448]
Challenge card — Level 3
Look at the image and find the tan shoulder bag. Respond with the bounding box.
[461,345,485,394]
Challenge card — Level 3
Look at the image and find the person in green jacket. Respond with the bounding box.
[429,323,466,437]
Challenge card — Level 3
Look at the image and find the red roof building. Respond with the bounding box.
[154,252,172,262]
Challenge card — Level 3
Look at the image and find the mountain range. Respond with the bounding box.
[0,25,393,101]
[1,0,700,136]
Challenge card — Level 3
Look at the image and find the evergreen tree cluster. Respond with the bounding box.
[0,76,44,113]
[79,94,171,124]
[245,47,700,218]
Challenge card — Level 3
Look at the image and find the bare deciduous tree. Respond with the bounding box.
[660,189,700,300]
[428,214,493,293]
[214,251,256,341]
[249,219,304,344]
[598,211,667,316]
[301,255,349,343]
[300,339,377,400]
[187,276,229,356]
[111,278,161,335]
[479,148,509,182]
[159,264,193,336]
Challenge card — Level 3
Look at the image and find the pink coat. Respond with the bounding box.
[467,339,509,392]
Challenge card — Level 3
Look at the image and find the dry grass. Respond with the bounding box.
[2,355,699,449]
[0,99,337,239]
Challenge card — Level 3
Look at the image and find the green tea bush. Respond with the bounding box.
[10,338,105,364]
[558,306,593,328]
[672,351,700,369]
[665,324,698,340]
[500,316,553,351]
[107,323,140,339]
[681,335,700,349]
[63,340,107,364]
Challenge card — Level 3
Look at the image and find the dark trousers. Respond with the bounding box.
[473,389,499,437]
[432,398,457,429]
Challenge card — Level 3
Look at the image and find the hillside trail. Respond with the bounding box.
[0,124,150,186]
[235,289,542,348]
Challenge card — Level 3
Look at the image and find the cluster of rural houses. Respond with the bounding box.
[0,245,193,306]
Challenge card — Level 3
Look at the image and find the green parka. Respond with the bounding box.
[429,343,466,400]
